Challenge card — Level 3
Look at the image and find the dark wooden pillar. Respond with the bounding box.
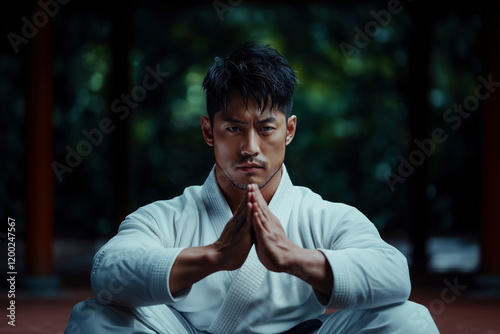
[25,1,55,280]
[480,2,500,275]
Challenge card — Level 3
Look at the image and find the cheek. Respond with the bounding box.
[214,136,236,159]
[263,135,286,155]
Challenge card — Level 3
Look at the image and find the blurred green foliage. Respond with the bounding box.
[0,2,482,239]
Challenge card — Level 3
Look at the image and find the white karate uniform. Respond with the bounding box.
[65,165,439,334]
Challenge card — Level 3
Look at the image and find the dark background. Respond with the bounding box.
[1,0,499,300]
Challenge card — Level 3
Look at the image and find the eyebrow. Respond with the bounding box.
[222,116,278,124]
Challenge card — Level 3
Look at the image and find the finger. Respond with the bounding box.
[251,191,260,215]
[252,184,268,209]
[244,186,252,208]
[253,200,272,233]
[247,201,253,226]
[252,187,270,221]
[249,204,256,243]
[252,210,265,237]
[237,184,255,216]
[249,184,260,206]
[249,185,260,211]
[247,186,254,205]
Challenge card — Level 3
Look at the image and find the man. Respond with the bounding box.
[65,42,439,333]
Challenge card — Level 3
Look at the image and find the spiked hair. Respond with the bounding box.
[202,42,298,125]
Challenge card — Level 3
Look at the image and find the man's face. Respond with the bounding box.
[203,92,296,190]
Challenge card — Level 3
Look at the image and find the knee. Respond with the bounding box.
[65,300,94,334]
[65,299,132,334]
[374,301,439,334]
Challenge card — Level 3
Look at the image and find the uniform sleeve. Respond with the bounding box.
[314,205,411,310]
[90,207,190,307]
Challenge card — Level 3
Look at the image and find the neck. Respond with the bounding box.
[215,165,283,213]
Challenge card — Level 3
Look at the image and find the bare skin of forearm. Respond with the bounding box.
[169,245,220,295]
[285,248,333,297]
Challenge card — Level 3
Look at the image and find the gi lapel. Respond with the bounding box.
[203,165,296,334]
[201,166,234,239]
[208,246,266,334]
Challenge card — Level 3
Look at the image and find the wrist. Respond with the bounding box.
[284,248,322,280]
[206,243,239,272]
[282,247,304,272]
[204,244,225,272]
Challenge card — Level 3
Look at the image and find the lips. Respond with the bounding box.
[239,163,262,168]
[237,163,263,172]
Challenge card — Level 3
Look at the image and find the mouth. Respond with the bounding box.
[237,164,264,173]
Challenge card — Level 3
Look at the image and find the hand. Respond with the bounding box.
[212,189,254,271]
[249,184,333,295]
[248,184,301,272]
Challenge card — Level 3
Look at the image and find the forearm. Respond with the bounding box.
[285,248,333,297]
[169,245,220,295]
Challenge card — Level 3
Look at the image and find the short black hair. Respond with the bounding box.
[202,42,298,125]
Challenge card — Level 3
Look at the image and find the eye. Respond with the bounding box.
[261,127,274,132]
[227,127,241,132]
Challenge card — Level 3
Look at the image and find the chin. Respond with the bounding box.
[227,174,264,190]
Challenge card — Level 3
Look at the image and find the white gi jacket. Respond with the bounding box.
[91,165,411,334]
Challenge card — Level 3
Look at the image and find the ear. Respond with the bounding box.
[201,116,214,146]
[285,115,297,146]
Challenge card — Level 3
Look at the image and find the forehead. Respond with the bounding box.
[216,91,285,122]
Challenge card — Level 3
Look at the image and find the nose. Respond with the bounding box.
[240,129,260,157]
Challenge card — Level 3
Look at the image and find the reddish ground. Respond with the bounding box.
[1,285,499,333]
